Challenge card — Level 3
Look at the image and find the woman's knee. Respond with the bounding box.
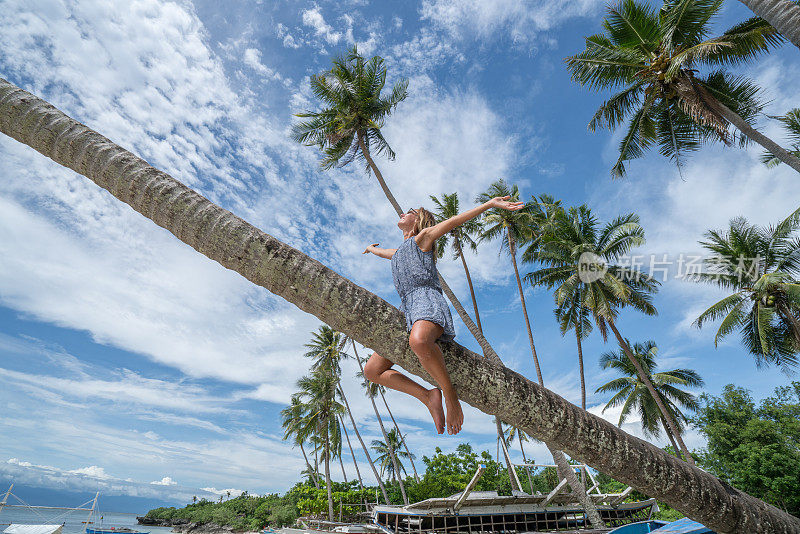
[408,329,434,356]
[363,353,383,381]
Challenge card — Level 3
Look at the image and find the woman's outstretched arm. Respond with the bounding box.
[364,243,397,259]
[418,195,524,248]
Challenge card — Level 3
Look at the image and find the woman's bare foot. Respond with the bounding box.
[424,388,445,434]
[444,395,464,435]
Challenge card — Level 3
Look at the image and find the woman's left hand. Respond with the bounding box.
[489,195,524,211]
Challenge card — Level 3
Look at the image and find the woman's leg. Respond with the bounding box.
[408,320,463,435]
[363,351,446,434]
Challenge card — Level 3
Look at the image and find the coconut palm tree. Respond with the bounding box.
[4,77,800,532]
[524,205,697,465]
[429,190,524,487]
[692,208,800,372]
[476,184,602,526]
[291,45,408,213]
[294,368,345,520]
[371,428,414,482]
[429,192,484,331]
[565,0,800,177]
[280,394,320,488]
[476,180,541,378]
[356,369,421,483]
[352,349,409,504]
[596,340,704,456]
[762,108,800,167]
[502,423,535,493]
[336,376,390,504]
[338,413,364,492]
[735,0,800,48]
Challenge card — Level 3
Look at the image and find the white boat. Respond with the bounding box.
[1,484,97,534]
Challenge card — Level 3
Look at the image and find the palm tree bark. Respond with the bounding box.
[777,301,800,346]
[338,446,349,484]
[339,414,363,491]
[660,413,683,460]
[380,393,420,483]
[338,384,390,504]
[3,77,799,533]
[608,321,695,466]
[509,237,543,383]
[735,0,800,49]
[701,87,800,173]
[576,330,586,410]
[356,130,403,214]
[517,434,535,493]
[357,359,409,504]
[300,442,320,488]
[454,238,483,333]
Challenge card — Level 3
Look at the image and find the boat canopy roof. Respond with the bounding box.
[4,525,64,534]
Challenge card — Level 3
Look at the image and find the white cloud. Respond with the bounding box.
[420,0,602,43]
[150,476,177,486]
[301,7,342,45]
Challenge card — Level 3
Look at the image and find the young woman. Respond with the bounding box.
[362,195,524,435]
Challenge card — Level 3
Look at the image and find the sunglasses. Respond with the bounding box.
[406,208,418,215]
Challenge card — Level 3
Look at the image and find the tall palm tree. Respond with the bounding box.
[293,46,503,381]
[597,340,703,458]
[338,413,364,492]
[565,0,800,176]
[352,349,409,504]
[430,190,523,487]
[336,375,390,503]
[294,368,345,520]
[524,205,697,465]
[291,45,408,213]
[358,373,421,483]
[692,208,800,372]
[280,395,320,488]
[5,77,799,531]
[502,423,535,493]
[430,192,484,331]
[477,183,602,526]
[735,0,800,49]
[371,428,414,482]
[476,180,541,378]
[555,291,594,410]
[762,108,800,167]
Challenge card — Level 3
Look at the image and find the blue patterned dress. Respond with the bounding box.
[391,236,456,342]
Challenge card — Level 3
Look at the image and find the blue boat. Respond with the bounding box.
[86,528,149,534]
[609,518,717,533]
[607,521,668,533]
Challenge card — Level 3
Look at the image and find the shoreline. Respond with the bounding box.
[136,518,261,534]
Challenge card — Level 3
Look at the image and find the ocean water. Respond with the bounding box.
[0,509,175,534]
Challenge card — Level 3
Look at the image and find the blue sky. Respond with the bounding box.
[0,0,798,506]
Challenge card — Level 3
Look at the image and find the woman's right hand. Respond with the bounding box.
[363,243,380,254]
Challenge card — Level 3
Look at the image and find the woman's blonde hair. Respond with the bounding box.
[412,206,438,260]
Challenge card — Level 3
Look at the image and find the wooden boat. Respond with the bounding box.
[371,465,659,533]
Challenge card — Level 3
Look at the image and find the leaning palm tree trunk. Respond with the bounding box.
[659,414,683,460]
[338,447,348,484]
[339,414,364,492]
[338,384,390,504]
[507,235,602,527]
[454,238,483,333]
[608,321,695,465]
[517,434,535,494]
[736,0,800,49]
[300,442,320,488]
[380,393,420,483]
[356,130,402,214]
[3,77,798,533]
